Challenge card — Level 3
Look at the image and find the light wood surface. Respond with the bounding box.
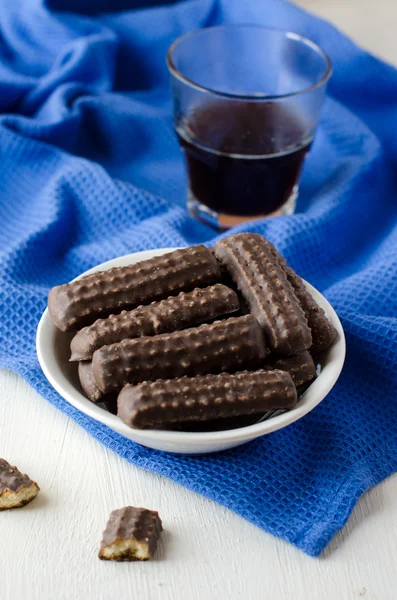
[1,1,396,599]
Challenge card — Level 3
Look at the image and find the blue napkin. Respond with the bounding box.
[1,0,397,556]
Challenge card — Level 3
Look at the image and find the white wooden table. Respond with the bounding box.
[1,2,396,599]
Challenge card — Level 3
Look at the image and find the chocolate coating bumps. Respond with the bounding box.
[92,315,266,394]
[99,507,162,561]
[280,266,339,355]
[70,284,239,361]
[49,245,221,332]
[215,234,312,355]
[118,370,297,429]
[0,459,40,510]
[46,235,340,431]
[251,233,339,354]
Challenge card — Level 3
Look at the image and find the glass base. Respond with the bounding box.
[187,187,297,231]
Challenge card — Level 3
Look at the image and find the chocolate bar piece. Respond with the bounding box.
[214,234,312,356]
[250,234,339,354]
[78,361,105,402]
[48,246,221,332]
[99,506,162,561]
[118,369,297,429]
[92,315,266,394]
[0,459,40,510]
[265,350,317,387]
[70,284,239,361]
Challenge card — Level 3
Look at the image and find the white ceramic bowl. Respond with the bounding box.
[36,247,345,454]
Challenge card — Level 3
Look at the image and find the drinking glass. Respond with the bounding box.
[167,25,332,230]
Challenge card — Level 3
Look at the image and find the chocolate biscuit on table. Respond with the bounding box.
[99,506,162,561]
[214,233,312,356]
[70,284,239,361]
[92,315,266,395]
[117,369,297,430]
[48,245,221,332]
[0,459,40,510]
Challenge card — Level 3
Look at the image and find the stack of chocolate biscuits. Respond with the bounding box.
[48,234,338,431]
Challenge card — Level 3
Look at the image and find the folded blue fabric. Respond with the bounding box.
[1,0,397,556]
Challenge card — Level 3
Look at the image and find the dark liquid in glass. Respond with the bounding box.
[177,101,311,220]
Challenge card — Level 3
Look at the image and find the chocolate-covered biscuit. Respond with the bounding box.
[99,506,162,561]
[279,266,338,355]
[78,361,105,402]
[214,234,312,355]
[0,459,40,510]
[250,234,339,354]
[92,315,266,394]
[118,369,297,429]
[70,284,239,361]
[265,350,317,387]
[48,246,221,332]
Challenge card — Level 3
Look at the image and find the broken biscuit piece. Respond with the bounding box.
[0,459,40,510]
[99,506,163,561]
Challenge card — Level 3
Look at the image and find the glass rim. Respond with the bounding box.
[166,24,333,101]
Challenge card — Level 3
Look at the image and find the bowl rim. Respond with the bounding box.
[36,247,346,447]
